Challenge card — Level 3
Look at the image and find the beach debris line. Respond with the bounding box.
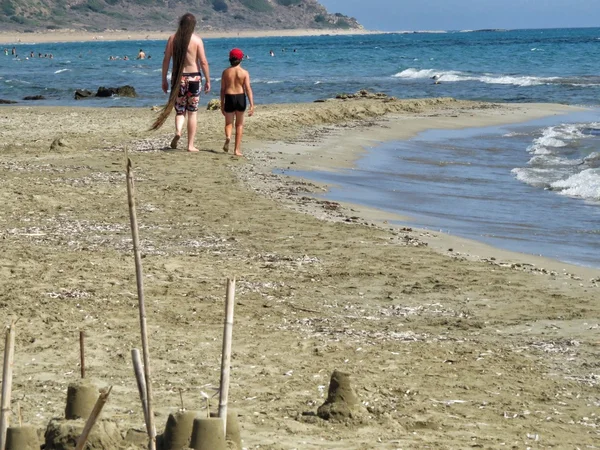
[314,89,398,103]
[126,157,157,450]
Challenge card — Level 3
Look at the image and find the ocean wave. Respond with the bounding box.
[511,167,558,187]
[583,152,600,167]
[550,169,600,200]
[526,124,584,155]
[392,68,556,87]
[54,69,71,74]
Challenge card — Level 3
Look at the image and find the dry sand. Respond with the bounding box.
[0,28,380,45]
[1,97,599,449]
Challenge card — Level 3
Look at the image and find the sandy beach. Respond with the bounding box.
[0,28,382,45]
[1,97,599,449]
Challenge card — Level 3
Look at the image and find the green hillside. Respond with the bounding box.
[0,0,362,32]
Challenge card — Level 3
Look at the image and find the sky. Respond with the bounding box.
[319,0,600,31]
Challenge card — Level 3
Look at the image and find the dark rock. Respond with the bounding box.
[95,86,137,98]
[74,89,93,100]
[116,85,137,97]
[23,95,46,101]
[96,87,116,97]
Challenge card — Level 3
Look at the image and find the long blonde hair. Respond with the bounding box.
[151,13,197,130]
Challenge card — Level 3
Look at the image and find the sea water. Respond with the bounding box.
[287,110,600,267]
[1,27,600,107]
[1,28,599,267]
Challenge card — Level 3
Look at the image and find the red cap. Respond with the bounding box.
[229,48,244,60]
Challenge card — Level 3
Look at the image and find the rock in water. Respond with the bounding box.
[74,89,93,100]
[116,85,137,97]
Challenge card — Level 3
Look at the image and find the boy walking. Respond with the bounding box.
[220,48,254,156]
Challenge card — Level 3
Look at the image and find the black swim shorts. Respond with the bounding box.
[223,93,247,113]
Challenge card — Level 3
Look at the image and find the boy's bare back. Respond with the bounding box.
[221,66,249,95]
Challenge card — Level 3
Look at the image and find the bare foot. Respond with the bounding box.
[234,151,244,157]
[223,138,230,153]
[187,147,200,153]
[170,135,180,149]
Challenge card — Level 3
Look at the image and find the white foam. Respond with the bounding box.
[393,67,555,87]
[54,68,70,74]
[526,124,585,155]
[550,169,600,200]
[512,167,556,187]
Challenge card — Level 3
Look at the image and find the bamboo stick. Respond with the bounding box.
[126,159,156,450]
[131,349,150,433]
[74,386,113,450]
[218,278,236,434]
[79,331,85,379]
[0,320,16,450]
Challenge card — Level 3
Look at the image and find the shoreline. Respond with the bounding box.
[0,28,383,45]
[236,101,599,283]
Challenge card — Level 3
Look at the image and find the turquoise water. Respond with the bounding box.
[2,28,600,267]
[1,27,600,106]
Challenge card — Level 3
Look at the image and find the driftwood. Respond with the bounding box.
[126,158,156,450]
[131,349,150,435]
[218,278,236,434]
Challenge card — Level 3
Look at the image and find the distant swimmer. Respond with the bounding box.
[123,55,129,60]
[269,50,275,57]
[137,48,146,59]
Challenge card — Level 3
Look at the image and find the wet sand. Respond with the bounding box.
[1,98,599,449]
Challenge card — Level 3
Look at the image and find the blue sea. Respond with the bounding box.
[2,28,600,267]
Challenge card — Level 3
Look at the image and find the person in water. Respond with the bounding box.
[220,48,254,157]
[152,12,211,152]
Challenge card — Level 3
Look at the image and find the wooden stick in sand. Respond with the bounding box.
[0,320,16,450]
[79,331,85,379]
[74,386,113,450]
[131,349,150,433]
[218,278,236,434]
[126,158,157,450]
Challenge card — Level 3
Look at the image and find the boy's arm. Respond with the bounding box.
[161,36,173,93]
[244,71,254,116]
[196,38,210,93]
